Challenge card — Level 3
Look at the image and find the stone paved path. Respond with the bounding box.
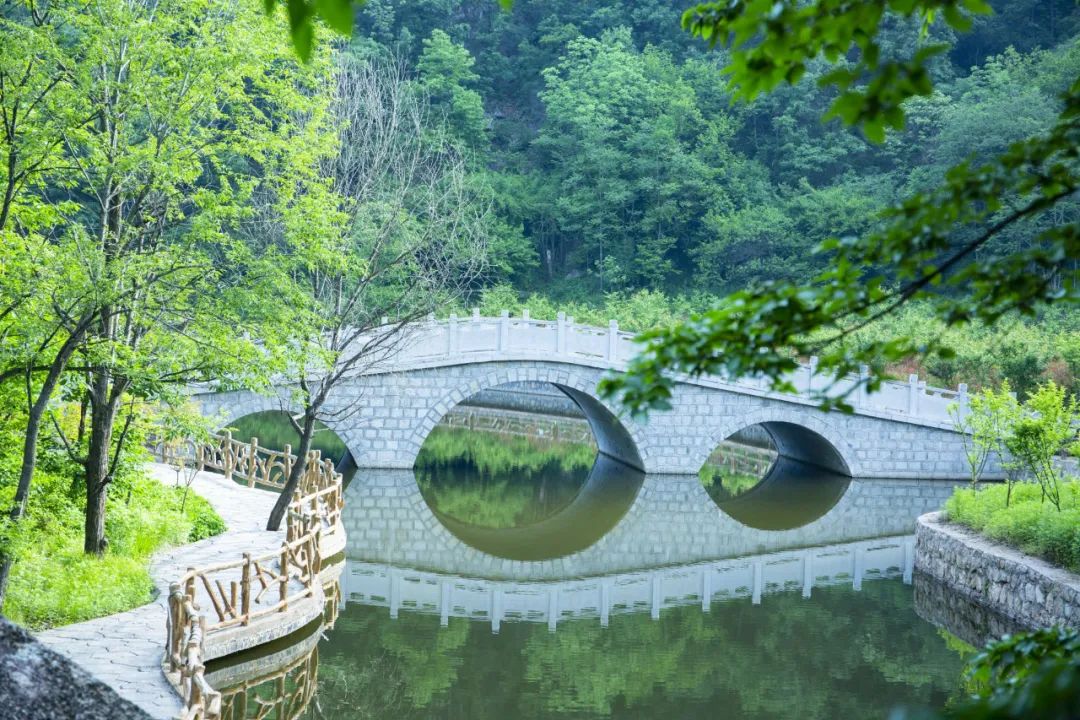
[36,464,285,719]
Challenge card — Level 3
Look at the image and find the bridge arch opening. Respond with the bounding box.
[699,422,851,530]
[413,381,644,560]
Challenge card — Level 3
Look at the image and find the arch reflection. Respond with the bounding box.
[426,454,644,561]
[715,456,851,531]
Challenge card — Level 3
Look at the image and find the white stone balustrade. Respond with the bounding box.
[351,312,968,427]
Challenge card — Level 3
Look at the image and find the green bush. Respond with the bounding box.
[0,466,226,630]
[945,481,1080,572]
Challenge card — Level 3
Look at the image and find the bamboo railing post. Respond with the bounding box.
[241,553,252,625]
[223,431,234,481]
[279,543,289,611]
[248,437,259,488]
[283,443,293,488]
[168,583,182,671]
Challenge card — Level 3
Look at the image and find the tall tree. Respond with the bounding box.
[254,56,489,531]
[599,1,1080,415]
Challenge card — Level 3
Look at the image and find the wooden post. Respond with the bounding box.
[241,553,251,625]
[283,443,292,488]
[223,431,234,481]
[280,544,289,610]
[248,437,258,487]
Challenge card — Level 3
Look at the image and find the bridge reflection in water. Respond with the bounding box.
[207,407,968,720]
[341,535,915,633]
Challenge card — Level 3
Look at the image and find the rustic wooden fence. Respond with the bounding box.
[155,431,337,494]
[160,435,343,720]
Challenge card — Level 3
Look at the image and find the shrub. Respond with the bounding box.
[945,481,1080,573]
[0,466,225,629]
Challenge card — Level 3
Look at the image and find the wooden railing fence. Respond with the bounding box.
[161,434,343,720]
[156,432,337,495]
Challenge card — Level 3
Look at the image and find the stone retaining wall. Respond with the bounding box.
[914,512,1080,630]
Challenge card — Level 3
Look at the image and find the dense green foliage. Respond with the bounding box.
[898,627,1080,719]
[316,0,1080,302]
[945,482,1080,573]
[0,455,224,629]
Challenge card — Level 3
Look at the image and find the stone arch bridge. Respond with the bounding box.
[193,313,989,479]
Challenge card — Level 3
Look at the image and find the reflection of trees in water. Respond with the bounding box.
[415,427,597,529]
[217,645,318,720]
[699,440,778,502]
[699,467,764,501]
[307,582,963,719]
[307,611,469,718]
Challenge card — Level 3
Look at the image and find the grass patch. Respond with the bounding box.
[1,466,225,630]
[944,480,1080,573]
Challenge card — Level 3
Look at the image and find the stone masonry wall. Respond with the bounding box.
[195,359,993,479]
[915,512,1080,630]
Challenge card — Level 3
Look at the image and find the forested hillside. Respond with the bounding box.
[344,0,1080,300]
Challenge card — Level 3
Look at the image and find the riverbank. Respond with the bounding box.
[915,511,1080,630]
[34,463,292,718]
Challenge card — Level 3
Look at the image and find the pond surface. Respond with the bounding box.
[213,405,974,720]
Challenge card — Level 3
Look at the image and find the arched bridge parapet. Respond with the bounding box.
[187,314,1000,479]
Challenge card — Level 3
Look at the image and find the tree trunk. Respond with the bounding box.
[0,331,85,604]
[82,369,120,555]
[266,410,317,532]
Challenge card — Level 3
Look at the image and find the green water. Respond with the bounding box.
[312,581,962,720]
[210,407,969,720]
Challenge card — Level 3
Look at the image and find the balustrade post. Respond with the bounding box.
[807,356,818,393]
[957,383,969,418]
[556,312,566,355]
[857,364,869,408]
[498,310,509,351]
[522,308,530,321]
[907,374,920,415]
[448,313,458,356]
[471,307,480,321]
[607,320,619,362]
[241,553,252,626]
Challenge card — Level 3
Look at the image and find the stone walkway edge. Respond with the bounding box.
[35,463,301,719]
